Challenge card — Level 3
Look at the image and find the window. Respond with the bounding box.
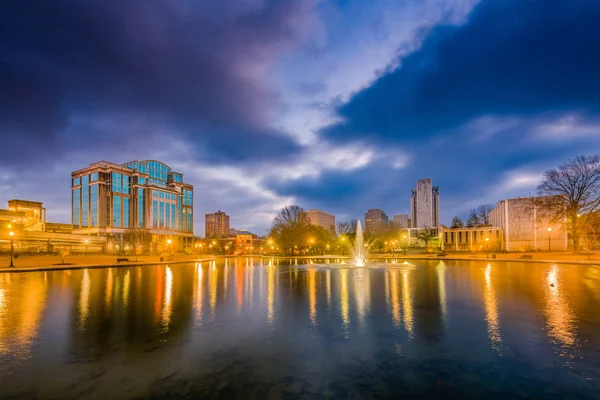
[73,177,80,186]
[160,191,164,199]
[123,198,130,228]
[171,206,176,231]
[159,202,164,228]
[138,188,144,228]
[165,203,170,229]
[73,188,80,226]
[90,173,98,182]
[81,175,89,227]
[138,177,146,185]
[112,172,122,193]
[113,196,121,227]
[122,176,130,194]
[90,185,98,227]
[152,200,158,228]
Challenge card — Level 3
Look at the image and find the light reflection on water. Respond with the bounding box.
[0,259,598,399]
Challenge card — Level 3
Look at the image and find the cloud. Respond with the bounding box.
[323,0,600,144]
[0,0,318,166]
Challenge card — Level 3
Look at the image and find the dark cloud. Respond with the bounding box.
[0,0,314,165]
[324,0,600,143]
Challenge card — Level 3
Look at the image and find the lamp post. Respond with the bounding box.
[547,227,552,252]
[403,235,407,256]
[9,231,14,268]
[84,239,89,257]
[167,239,172,261]
[485,237,489,258]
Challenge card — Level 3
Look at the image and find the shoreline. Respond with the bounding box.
[1,253,599,273]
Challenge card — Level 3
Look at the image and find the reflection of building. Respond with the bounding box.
[410,179,440,228]
[305,209,336,233]
[365,209,389,234]
[205,211,230,238]
[71,160,194,250]
[440,196,568,252]
[391,214,409,229]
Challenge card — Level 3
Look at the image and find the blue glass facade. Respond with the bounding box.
[81,175,89,227]
[138,188,144,228]
[113,196,121,227]
[90,185,98,226]
[123,198,129,228]
[73,188,80,226]
[153,200,158,229]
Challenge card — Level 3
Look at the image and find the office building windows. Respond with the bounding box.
[113,196,121,227]
[73,177,80,186]
[171,206,176,230]
[159,202,164,228]
[138,188,144,228]
[152,200,158,228]
[73,188,80,226]
[90,185,98,226]
[122,176,130,194]
[123,197,129,228]
[81,175,89,227]
[91,172,98,182]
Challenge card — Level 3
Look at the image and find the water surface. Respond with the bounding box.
[1,258,599,399]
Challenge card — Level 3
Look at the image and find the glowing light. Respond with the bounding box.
[267,261,275,324]
[401,270,414,337]
[78,269,91,330]
[308,269,317,326]
[161,267,173,331]
[340,269,350,337]
[484,264,502,350]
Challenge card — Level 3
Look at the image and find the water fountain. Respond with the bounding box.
[347,221,371,266]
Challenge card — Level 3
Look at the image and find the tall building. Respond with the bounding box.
[391,214,409,229]
[205,211,230,237]
[410,179,440,228]
[71,160,194,249]
[305,209,336,234]
[365,209,389,234]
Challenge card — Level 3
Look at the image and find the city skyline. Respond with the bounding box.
[2,1,600,236]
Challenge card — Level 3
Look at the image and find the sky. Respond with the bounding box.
[2,0,600,236]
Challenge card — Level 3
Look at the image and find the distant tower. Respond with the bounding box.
[410,179,440,228]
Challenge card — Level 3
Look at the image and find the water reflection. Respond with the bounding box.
[0,259,598,399]
[544,265,576,349]
[484,264,502,350]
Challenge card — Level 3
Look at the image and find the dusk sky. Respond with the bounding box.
[2,0,600,236]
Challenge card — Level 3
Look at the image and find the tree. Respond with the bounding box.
[467,204,494,227]
[536,155,600,251]
[451,216,464,228]
[57,246,71,264]
[337,220,358,236]
[416,228,439,251]
[269,206,312,255]
[123,228,153,258]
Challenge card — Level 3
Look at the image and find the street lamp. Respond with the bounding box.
[485,237,490,258]
[167,239,172,261]
[403,235,408,255]
[547,227,552,252]
[9,231,14,268]
[84,239,89,257]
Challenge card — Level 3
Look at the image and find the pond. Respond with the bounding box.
[0,258,599,399]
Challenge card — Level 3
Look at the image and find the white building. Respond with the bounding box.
[410,179,440,228]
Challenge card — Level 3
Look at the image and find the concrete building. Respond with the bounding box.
[391,214,409,229]
[305,209,336,233]
[205,211,230,238]
[71,160,194,251]
[410,179,440,228]
[440,196,567,252]
[488,197,567,252]
[365,209,389,234]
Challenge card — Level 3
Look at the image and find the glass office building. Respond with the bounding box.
[72,160,194,250]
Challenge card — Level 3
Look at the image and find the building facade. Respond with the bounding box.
[391,214,409,229]
[71,160,194,250]
[205,211,230,238]
[410,179,440,228]
[305,209,336,233]
[488,197,567,252]
[440,226,502,251]
[365,209,389,234]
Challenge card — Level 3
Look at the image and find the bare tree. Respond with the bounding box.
[467,204,494,227]
[451,216,464,228]
[57,246,71,264]
[536,155,600,251]
[416,228,439,251]
[337,219,358,236]
[269,206,312,255]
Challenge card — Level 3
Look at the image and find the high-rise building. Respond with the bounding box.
[365,209,389,234]
[305,209,336,234]
[205,211,230,237]
[391,214,409,229]
[71,160,194,248]
[410,179,440,228]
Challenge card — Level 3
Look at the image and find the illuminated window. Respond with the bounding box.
[113,196,121,227]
